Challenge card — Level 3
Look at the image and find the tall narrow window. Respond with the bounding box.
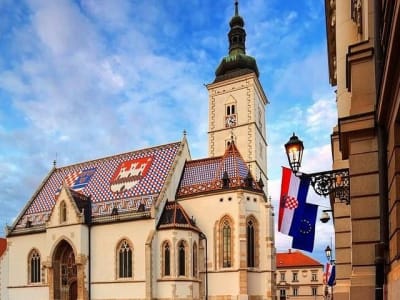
[222,219,232,267]
[118,240,132,278]
[178,241,186,276]
[29,250,41,283]
[163,242,170,276]
[247,219,255,267]
[192,242,198,277]
[60,201,67,223]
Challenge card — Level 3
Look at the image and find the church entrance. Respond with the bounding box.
[53,240,78,300]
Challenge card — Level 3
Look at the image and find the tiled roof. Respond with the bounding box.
[177,142,262,197]
[276,250,323,268]
[13,142,182,229]
[157,201,200,232]
[0,238,6,257]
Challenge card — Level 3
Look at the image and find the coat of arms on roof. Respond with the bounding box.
[110,156,153,193]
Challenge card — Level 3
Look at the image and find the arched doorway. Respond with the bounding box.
[53,240,77,300]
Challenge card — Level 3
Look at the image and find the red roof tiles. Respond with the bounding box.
[276,250,323,268]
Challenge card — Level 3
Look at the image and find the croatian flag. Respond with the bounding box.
[327,263,336,286]
[279,167,318,252]
[278,167,311,235]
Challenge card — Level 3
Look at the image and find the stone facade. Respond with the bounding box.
[325,0,400,299]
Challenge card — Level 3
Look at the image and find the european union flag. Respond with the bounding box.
[291,202,318,252]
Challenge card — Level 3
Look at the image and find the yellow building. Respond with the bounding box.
[325,0,400,299]
[3,3,275,300]
[275,250,324,300]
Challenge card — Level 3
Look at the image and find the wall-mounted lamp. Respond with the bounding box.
[284,133,350,204]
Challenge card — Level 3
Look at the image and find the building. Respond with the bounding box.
[0,238,8,300]
[4,3,276,300]
[325,0,400,299]
[275,250,324,300]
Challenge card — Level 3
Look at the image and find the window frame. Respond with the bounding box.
[178,240,187,276]
[162,241,171,277]
[117,239,133,279]
[28,249,41,284]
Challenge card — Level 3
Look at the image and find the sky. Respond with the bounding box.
[0,0,336,263]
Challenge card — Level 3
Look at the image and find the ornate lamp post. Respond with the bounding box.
[284,133,350,204]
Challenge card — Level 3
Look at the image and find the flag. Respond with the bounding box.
[327,263,336,286]
[278,167,310,235]
[291,201,318,252]
[278,166,318,252]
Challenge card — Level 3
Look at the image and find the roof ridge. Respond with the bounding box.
[54,141,181,170]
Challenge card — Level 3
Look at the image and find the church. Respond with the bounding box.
[3,2,275,299]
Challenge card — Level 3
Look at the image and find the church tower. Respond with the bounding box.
[207,1,268,193]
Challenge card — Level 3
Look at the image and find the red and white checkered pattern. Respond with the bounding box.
[284,196,299,209]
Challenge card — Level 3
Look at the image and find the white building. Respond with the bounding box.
[4,3,275,300]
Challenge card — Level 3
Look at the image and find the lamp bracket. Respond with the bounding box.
[298,168,350,204]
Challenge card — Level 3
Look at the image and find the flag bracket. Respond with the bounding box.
[295,168,350,204]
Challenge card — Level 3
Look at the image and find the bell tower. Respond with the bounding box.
[206,1,268,193]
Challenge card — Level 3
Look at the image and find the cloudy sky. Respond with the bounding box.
[0,0,336,262]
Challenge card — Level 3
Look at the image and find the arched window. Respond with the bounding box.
[118,240,132,278]
[60,201,67,223]
[29,249,41,283]
[221,218,232,267]
[192,242,198,277]
[178,240,186,276]
[247,219,255,267]
[163,241,170,276]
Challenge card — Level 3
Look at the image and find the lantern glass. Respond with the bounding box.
[325,245,332,261]
[284,133,304,172]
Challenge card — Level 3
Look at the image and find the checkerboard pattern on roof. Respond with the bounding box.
[17,142,181,227]
[180,158,220,186]
[177,143,254,197]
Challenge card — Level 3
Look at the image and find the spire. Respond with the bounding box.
[214,1,259,82]
[228,1,245,56]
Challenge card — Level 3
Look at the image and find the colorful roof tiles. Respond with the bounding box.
[177,142,262,197]
[13,142,182,229]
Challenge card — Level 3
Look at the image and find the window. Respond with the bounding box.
[312,287,317,296]
[222,218,232,267]
[292,272,298,282]
[293,287,298,296]
[163,241,170,276]
[60,201,67,223]
[226,104,235,116]
[178,240,186,276]
[279,289,286,300]
[118,240,132,278]
[247,219,255,267]
[280,272,285,281]
[192,242,198,277]
[312,272,317,281]
[29,249,41,283]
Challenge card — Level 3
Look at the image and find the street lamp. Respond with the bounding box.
[284,133,350,204]
[325,245,332,262]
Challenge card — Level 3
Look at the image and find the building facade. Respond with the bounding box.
[4,3,275,300]
[325,0,400,299]
[275,250,324,300]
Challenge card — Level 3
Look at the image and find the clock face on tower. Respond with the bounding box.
[225,114,237,128]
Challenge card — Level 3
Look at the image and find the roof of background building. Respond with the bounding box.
[12,141,182,230]
[276,249,323,268]
[0,238,6,257]
[177,142,263,198]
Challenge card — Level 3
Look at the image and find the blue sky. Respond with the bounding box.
[0,0,335,262]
